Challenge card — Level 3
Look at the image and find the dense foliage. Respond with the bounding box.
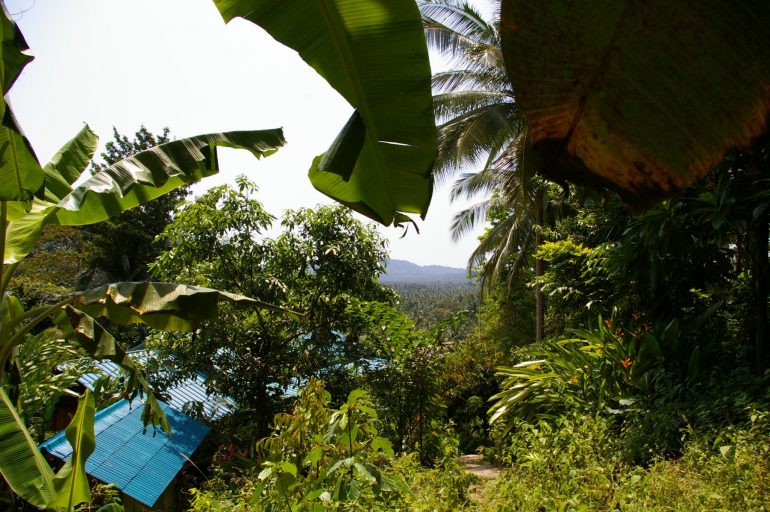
[148,180,393,435]
[4,0,770,510]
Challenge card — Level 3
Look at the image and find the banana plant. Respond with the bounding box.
[213,0,437,228]
[0,4,292,509]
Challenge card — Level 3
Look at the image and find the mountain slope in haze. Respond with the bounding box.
[381,259,473,285]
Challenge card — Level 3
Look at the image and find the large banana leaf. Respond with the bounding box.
[0,1,32,95]
[0,386,56,509]
[74,281,303,331]
[49,390,96,511]
[0,2,42,202]
[42,125,98,203]
[4,128,286,263]
[57,282,301,432]
[56,306,171,433]
[214,0,437,226]
[500,0,770,208]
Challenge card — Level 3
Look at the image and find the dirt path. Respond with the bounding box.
[459,454,500,480]
[459,454,500,506]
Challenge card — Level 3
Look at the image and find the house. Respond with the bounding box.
[39,352,235,511]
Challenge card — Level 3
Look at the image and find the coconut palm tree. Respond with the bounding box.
[419,0,552,340]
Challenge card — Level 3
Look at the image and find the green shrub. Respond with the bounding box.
[189,380,408,511]
[481,408,770,511]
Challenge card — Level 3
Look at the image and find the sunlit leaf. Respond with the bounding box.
[500,0,770,207]
[4,129,286,263]
[75,281,302,331]
[49,390,96,510]
[0,387,56,509]
[214,0,436,226]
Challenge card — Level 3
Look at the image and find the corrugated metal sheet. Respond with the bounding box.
[78,351,236,420]
[39,399,209,508]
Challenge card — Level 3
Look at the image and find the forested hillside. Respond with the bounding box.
[381,259,474,285]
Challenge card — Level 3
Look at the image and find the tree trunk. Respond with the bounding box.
[749,213,769,371]
[535,188,545,342]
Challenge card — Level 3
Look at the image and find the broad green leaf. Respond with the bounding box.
[370,436,393,457]
[0,3,42,201]
[353,462,376,484]
[51,129,285,226]
[346,388,368,404]
[4,198,50,264]
[0,107,44,201]
[75,281,302,331]
[43,125,99,203]
[500,0,770,207]
[49,390,96,511]
[277,461,297,478]
[333,474,349,501]
[0,387,56,509]
[214,0,436,226]
[0,1,33,95]
[303,446,324,467]
[378,472,408,494]
[4,129,286,263]
[257,466,272,481]
[55,307,171,433]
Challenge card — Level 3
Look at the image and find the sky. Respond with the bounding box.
[5,0,493,268]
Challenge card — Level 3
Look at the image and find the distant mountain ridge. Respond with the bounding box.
[381,259,473,284]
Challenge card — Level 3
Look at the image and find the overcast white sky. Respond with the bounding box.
[5,0,494,268]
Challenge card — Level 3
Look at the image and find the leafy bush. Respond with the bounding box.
[489,314,665,425]
[482,408,770,511]
[189,380,408,511]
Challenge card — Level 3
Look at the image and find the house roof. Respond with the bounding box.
[78,351,236,421]
[39,399,209,508]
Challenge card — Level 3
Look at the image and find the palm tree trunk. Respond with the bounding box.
[535,188,545,341]
[749,213,769,371]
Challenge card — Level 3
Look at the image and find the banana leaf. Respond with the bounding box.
[0,386,56,509]
[42,125,98,203]
[56,306,171,434]
[0,2,41,202]
[500,0,770,208]
[49,390,96,511]
[214,0,437,226]
[74,281,303,331]
[4,128,286,264]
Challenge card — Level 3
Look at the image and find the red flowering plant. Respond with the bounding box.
[490,312,668,426]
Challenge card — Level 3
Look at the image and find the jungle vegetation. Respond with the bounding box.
[1,0,769,511]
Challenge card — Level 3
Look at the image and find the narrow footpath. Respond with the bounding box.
[459,454,500,506]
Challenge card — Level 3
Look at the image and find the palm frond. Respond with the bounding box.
[433,90,513,120]
[431,69,510,94]
[449,198,493,241]
[450,169,501,200]
[433,102,522,183]
[419,0,498,44]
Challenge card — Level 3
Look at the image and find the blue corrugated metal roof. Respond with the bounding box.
[78,351,236,420]
[40,399,209,508]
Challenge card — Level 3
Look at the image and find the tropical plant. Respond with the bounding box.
[191,380,407,511]
[498,0,770,207]
[15,330,91,442]
[0,5,289,507]
[346,300,444,461]
[84,126,188,286]
[213,0,437,228]
[149,185,393,437]
[488,314,666,425]
[419,0,561,341]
